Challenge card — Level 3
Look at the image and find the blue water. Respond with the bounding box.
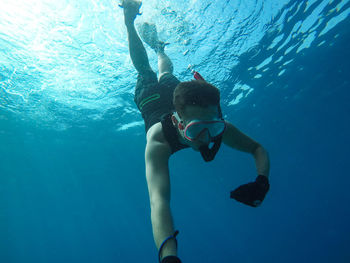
[0,0,349,262]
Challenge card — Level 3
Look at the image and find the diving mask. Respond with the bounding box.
[173,112,226,142]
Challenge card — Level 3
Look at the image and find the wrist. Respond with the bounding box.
[258,174,269,179]
[256,175,269,185]
[161,256,182,263]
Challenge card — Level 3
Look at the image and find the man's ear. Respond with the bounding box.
[171,114,184,130]
[171,114,178,125]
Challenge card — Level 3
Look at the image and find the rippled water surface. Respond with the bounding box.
[1,0,348,129]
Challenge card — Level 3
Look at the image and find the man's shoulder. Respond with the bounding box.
[146,122,168,145]
[145,122,172,160]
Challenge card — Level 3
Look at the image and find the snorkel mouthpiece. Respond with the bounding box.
[199,137,222,162]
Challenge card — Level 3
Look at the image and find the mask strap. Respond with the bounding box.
[218,105,223,119]
[158,230,179,263]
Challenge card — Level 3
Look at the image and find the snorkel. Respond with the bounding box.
[198,104,224,162]
[189,66,224,162]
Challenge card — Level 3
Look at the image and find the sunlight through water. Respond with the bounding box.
[0,0,349,130]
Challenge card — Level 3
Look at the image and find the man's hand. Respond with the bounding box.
[230,175,270,207]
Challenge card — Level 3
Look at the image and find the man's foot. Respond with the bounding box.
[119,0,142,25]
[138,22,169,53]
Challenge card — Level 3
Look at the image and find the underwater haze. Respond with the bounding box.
[1,0,350,262]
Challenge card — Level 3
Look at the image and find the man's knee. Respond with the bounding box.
[138,68,157,80]
[139,65,155,75]
[158,72,172,81]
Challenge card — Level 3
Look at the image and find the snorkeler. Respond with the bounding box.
[119,1,270,262]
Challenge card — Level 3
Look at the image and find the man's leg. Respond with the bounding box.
[137,21,174,79]
[157,49,174,79]
[126,24,154,74]
[123,0,152,74]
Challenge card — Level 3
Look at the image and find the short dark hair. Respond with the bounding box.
[173,80,220,116]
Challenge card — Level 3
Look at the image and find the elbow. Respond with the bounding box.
[253,144,268,158]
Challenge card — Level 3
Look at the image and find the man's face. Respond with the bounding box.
[176,105,220,151]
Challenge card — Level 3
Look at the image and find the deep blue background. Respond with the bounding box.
[1,0,350,263]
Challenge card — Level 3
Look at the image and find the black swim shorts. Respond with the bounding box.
[134,70,180,132]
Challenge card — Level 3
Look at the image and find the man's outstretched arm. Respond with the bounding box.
[223,121,270,207]
[145,135,179,260]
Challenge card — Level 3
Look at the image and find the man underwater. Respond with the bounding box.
[119,1,270,262]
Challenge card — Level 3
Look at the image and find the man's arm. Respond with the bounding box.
[222,121,270,207]
[222,121,270,177]
[145,130,178,259]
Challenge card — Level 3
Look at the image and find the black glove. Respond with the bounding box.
[230,175,270,207]
[161,256,182,263]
